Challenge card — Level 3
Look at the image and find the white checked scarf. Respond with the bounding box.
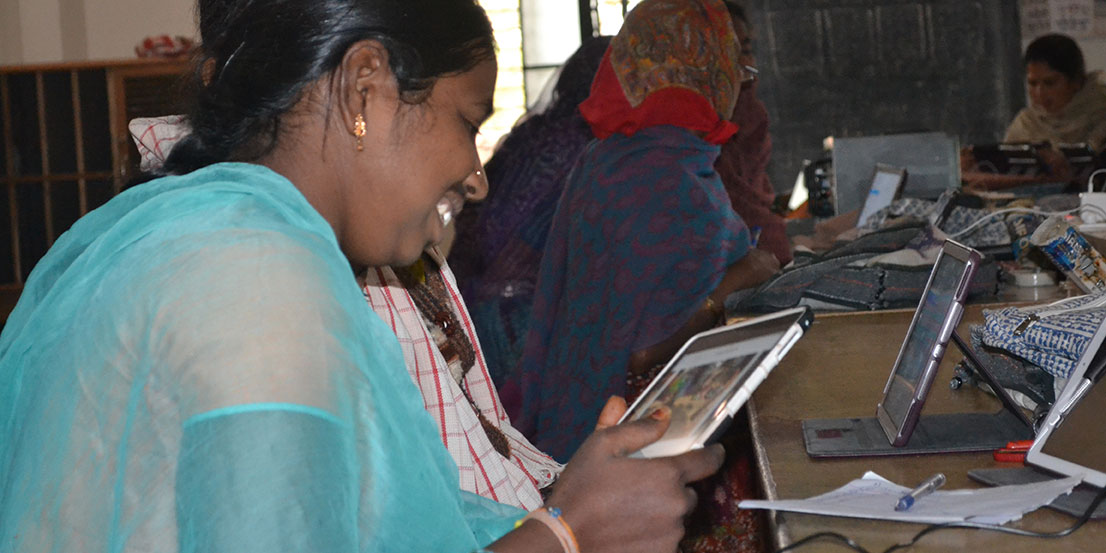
[361,249,561,510]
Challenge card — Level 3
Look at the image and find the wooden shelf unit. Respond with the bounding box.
[0,58,189,319]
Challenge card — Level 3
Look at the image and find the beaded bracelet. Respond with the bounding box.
[514,506,580,553]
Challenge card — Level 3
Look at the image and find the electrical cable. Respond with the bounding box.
[946,207,1077,239]
[945,168,1106,240]
[1087,168,1106,193]
[775,531,871,553]
[773,479,1106,553]
[946,204,1106,239]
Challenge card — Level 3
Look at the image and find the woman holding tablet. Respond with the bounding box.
[0,0,724,551]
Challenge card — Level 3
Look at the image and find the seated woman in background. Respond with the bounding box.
[1004,33,1106,150]
[964,33,1106,190]
[447,36,611,406]
[513,0,779,462]
[0,0,725,551]
[715,2,792,266]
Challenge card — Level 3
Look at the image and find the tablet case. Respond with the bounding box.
[803,408,1031,458]
[802,327,1033,457]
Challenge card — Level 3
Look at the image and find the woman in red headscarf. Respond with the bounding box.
[515,1,778,550]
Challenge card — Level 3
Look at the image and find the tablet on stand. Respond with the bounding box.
[802,240,1033,458]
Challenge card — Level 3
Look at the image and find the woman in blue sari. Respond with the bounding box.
[514,0,779,462]
[448,36,611,406]
[0,1,723,552]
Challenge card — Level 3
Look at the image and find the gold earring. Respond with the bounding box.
[353,113,366,151]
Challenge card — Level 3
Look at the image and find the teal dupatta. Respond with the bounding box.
[0,163,522,552]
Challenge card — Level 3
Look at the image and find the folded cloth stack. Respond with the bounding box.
[980,292,1106,380]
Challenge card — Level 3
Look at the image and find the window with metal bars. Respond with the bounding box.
[477,0,641,162]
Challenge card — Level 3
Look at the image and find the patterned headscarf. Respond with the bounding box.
[579,0,741,144]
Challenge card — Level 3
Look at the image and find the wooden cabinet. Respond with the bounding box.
[0,58,188,320]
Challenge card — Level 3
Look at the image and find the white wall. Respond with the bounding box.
[0,0,195,65]
[5,0,65,64]
[59,0,89,61]
[0,0,24,64]
[1077,37,1106,73]
[83,0,195,60]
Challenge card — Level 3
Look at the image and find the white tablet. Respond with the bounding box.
[1026,371,1106,489]
[1025,316,1106,489]
[618,306,813,458]
[857,164,907,228]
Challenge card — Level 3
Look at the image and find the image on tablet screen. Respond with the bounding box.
[636,333,776,440]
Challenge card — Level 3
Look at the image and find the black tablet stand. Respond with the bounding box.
[950,330,1034,428]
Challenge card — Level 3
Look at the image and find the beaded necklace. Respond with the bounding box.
[396,255,512,459]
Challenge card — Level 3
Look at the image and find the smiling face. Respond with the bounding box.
[334,57,497,268]
[1026,60,1082,115]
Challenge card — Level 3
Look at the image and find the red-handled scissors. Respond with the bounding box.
[992,439,1034,463]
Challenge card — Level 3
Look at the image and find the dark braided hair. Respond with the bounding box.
[160,0,495,176]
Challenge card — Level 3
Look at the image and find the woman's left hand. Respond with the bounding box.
[594,396,628,431]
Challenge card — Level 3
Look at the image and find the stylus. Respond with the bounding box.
[895,472,946,511]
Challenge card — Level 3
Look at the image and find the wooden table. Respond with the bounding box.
[747,306,1105,552]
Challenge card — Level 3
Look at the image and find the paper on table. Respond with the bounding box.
[739,471,1080,525]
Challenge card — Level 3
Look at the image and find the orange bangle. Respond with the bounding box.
[514,506,579,553]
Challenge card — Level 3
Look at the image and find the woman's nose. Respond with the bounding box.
[464,166,489,201]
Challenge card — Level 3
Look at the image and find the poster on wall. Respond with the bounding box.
[1021,0,1098,38]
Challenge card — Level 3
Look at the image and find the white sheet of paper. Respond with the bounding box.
[739,471,1080,525]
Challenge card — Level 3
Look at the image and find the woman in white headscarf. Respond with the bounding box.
[963,33,1106,190]
[1004,33,1106,151]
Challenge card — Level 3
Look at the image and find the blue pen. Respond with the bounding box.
[750,226,762,247]
[895,473,946,511]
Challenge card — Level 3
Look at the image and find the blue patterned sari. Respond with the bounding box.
[514,126,750,460]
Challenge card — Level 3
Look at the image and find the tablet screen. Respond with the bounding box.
[882,252,968,429]
[633,332,776,442]
[622,307,811,457]
[857,166,905,228]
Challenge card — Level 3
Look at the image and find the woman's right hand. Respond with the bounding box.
[542,409,725,553]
